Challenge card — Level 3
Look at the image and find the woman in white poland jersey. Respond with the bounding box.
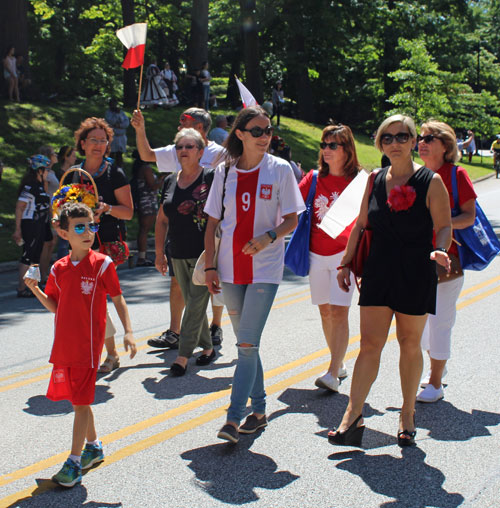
[204,106,305,443]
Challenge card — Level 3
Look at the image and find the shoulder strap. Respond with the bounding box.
[368,169,379,195]
[220,161,230,221]
[451,165,460,212]
[305,170,318,206]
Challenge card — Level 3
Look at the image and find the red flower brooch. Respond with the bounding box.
[387,185,416,212]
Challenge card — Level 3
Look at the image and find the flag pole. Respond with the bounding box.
[136,64,144,110]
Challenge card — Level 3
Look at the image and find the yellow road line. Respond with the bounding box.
[1,282,498,505]
[0,288,311,387]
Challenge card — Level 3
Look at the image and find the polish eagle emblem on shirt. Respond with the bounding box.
[81,279,94,295]
[314,191,340,225]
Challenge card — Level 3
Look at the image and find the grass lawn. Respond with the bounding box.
[0,99,495,262]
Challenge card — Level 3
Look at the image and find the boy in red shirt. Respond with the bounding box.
[25,202,136,487]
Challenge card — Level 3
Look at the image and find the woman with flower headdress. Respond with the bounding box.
[329,114,452,448]
[72,117,134,373]
[13,155,52,297]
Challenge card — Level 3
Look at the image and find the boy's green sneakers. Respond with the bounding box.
[52,458,82,488]
[81,442,104,470]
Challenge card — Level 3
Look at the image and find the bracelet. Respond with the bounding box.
[106,205,113,215]
[337,264,349,271]
[433,247,447,254]
[204,267,217,272]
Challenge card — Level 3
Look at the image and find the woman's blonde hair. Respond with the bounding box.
[374,114,417,152]
[174,128,206,150]
[420,119,461,163]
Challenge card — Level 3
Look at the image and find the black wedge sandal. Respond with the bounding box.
[328,415,365,447]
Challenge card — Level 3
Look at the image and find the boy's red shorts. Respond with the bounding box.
[46,365,98,405]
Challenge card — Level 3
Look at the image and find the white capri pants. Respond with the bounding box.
[421,275,464,361]
[309,251,355,306]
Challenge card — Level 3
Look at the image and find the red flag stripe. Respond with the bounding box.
[122,44,145,70]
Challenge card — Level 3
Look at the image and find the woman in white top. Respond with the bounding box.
[3,46,19,101]
[204,106,305,443]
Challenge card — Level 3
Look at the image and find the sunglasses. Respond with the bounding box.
[418,134,439,144]
[241,126,274,138]
[320,141,343,150]
[175,144,196,150]
[87,138,109,145]
[380,132,411,145]
[73,222,99,234]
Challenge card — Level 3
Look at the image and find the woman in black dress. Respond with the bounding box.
[330,114,452,447]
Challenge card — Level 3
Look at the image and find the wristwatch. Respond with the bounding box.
[266,230,277,243]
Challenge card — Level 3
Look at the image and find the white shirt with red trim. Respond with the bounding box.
[153,141,225,173]
[45,250,122,368]
[204,153,305,284]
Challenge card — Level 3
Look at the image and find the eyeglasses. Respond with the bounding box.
[73,222,99,234]
[418,134,439,144]
[320,142,343,150]
[86,138,109,145]
[175,144,196,150]
[241,126,274,138]
[380,132,411,145]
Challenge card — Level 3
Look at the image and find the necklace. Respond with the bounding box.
[81,158,110,179]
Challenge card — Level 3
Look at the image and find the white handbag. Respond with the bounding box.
[192,223,222,286]
[192,162,230,286]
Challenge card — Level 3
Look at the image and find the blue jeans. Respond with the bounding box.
[222,282,279,424]
[203,85,210,110]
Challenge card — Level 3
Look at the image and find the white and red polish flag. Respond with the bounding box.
[319,170,370,245]
[116,23,148,69]
[235,76,258,108]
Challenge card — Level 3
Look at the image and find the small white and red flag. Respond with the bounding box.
[116,23,147,69]
[319,170,370,245]
[235,76,258,108]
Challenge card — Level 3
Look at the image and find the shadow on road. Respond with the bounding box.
[328,447,464,508]
[7,480,122,508]
[181,432,299,504]
[413,401,500,441]
[269,387,389,446]
[23,385,114,416]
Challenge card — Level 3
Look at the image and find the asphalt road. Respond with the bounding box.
[0,177,499,508]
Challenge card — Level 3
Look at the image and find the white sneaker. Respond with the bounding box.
[315,372,339,392]
[338,363,348,379]
[417,384,444,403]
[420,366,447,388]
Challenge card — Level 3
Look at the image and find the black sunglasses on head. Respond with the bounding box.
[320,141,343,150]
[241,126,274,138]
[381,132,411,145]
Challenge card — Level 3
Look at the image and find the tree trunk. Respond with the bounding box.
[0,0,29,66]
[187,0,209,72]
[239,0,262,103]
[121,0,137,108]
[382,0,397,111]
[283,0,314,121]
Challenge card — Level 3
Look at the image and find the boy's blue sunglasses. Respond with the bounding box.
[74,222,99,234]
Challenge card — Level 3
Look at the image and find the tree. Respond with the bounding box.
[387,38,450,123]
[0,0,29,67]
[239,0,262,103]
[187,0,208,72]
[121,0,136,108]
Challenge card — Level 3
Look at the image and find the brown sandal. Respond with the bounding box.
[98,355,120,373]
